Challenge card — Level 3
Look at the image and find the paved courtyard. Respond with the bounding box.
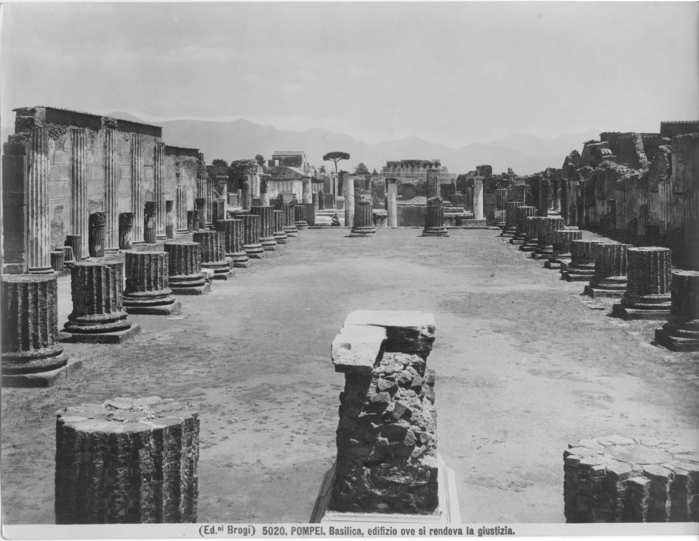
[2,228,698,524]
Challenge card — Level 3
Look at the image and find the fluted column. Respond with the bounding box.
[538,177,550,217]
[502,201,524,237]
[473,177,484,220]
[584,243,629,298]
[154,143,166,240]
[295,204,309,230]
[164,242,210,295]
[563,239,606,281]
[533,216,565,259]
[302,178,312,204]
[613,247,672,319]
[387,178,398,228]
[350,193,376,237]
[426,168,440,200]
[195,198,207,230]
[2,274,69,380]
[495,188,507,228]
[63,261,140,342]
[104,129,119,252]
[216,219,250,268]
[545,229,583,270]
[55,396,199,524]
[71,127,89,259]
[343,174,354,229]
[512,206,536,244]
[118,213,133,250]
[520,216,541,252]
[193,231,231,280]
[278,200,298,237]
[655,270,699,351]
[240,214,265,259]
[422,197,448,237]
[130,133,144,244]
[27,126,52,273]
[176,185,188,233]
[273,210,288,245]
[123,251,180,315]
[250,206,277,251]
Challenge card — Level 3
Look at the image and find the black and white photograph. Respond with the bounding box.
[0,1,698,539]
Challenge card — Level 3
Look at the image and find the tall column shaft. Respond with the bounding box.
[387,179,398,228]
[70,128,88,260]
[655,271,699,351]
[426,169,440,200]
[27,126,52,273]
[302,179,312,204]
[344,175,355,228]
[130,133,144,243]
[154,142,166,240]
[495,188,507,226]
[473,177,484,220]
[177,185,188,233]
[104,129,119,252]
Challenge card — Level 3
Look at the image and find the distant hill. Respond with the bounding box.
[1,111,601,175]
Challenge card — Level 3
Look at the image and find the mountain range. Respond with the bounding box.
[1,112,600,175]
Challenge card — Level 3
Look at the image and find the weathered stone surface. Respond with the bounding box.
[240,214,265,258]
[193,231,231,280]
[422,197,448,237]
[344,310,436,354]
[123,251,180,315]
[55,396,199,523]
[614,247,672,320]
[250,206,277,251]
[655,270,699,352]
[350,192,376,238]
[585,243,629,297]
[332,325,387,374]
[564,436,698,523]
[272,210,288,244]
[502,201,524,236]
[216,219,250,268]
[164,242,210,295]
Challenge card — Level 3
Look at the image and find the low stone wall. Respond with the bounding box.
[397,204,427,227]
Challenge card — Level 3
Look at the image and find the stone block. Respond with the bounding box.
[344,310,436,354]
[332,325,387,374]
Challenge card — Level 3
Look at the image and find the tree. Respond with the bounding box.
[354,162,369,175]
[372,168,378,176]
[255,154,265,167]
[212,159,228,168]
[323,151,350,174]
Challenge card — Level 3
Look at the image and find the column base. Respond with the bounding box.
[273,232,288,244]
[584,278,628,298]
[612,294,672,320]
[544,257,571,270]
[244,244,265,259]
[532,246,553,259]
[500,227,517,237]
[350,227,376,238]
[169,273,211,294]
[2,345,69,375]
[3,357,83,388]
[520,239,538,252]
[156,234,167,240]
[123,290,181,315]
[202,261,233,280]
[613,304,671,320]
[295,221,308,230]
[510,235,526,245]
[655,323,699,352]
[60,324,141,344]
[125,301,181,316]
[227,252,250,268]
[422,227,449,237]
[27,266,55,275]
[284,226,299,237]
[260,237,277,251]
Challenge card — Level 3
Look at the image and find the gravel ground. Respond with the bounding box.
[2,227,698,524]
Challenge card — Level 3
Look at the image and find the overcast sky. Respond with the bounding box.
[2,3,698,147]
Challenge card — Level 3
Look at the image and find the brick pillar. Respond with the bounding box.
[89,212,106,258]
[614,247,672,319]
[63,261,140,343]
[387,178,398,228]
[563,239,607,281]
[123,251,180,315]
[350,192,376,238]
[422,197,448,237]
[563,436,698,523]
[250,206,277,251]
[585,243,629,298]
[273,210,287,245]
[71,127,89,259]
[502,201,524,237]
[216,219,249,268]
[325,311,439,516]
[538,177,550,217]
[118,213,133,250]
[55,396,199,524]
[545,229,583,269]
[2,274,68,378]
[27,126,53,273]
[318,190,325,211]
[655,270,699,351]
[240,214,265,259]
[193,231,231,280]
[512,206,536,244]
[130,133,144,244]
[533,216,565,258]
[154,142,167,240]
[164,242,210,295]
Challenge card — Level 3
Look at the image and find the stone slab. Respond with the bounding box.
[344,310,436,353]
[331,325,387,374]
[171,283,212,295]
[59,324,141,344]
[2,358,83,388]
[611,304,671,321]
[584,285,625,299]
[125,301,181,316]
[655,329,699,352]
[201,268,215,281]
[564,272,594,282]
[544,261,562,270]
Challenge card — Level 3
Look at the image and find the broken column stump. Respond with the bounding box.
[311,310,459,523]
[563,435,699,523]
[250,206,277,251]
[89,212,106,258]
[240,214,265,259]
[51,250,65,272]
[422,197,449,237]
[545,229,583,270]
[563,239,607,282]
[65,234,82,264]
[2,274,81,387]
[163,242,211,295]
[272,210,288,245]
[511,206,536,245]
[123,251,181,315]
[501,201,524,238]
[280,202,298,238]
[520,216,541,252]
[655,270,699,352]
[584,243,629,298]
[613,247,672,320]
[55,396,199,524]
[62,261,141,343]
[193,231,232,280]
[350,192,376,238]
[295,204,309,230]
[533,216,565,259]
[216,218,250,268]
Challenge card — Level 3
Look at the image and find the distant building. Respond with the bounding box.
[380,159,456,181]
[269,151,308,172]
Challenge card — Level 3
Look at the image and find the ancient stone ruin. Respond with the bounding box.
[123,251,181,315]
[193,230,232,280]
[55,396,199,524]
[349,192,376,238]
[655,270,699,352]
[563,435,698,522]
[163,241,211,295]
[612,247,672,320]
[584,243,629,298]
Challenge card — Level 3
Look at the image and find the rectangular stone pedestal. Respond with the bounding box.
[564,271,595,282]
[531,251,552,260]
[59,325,141,344]
[2,358,83,388]
[655,329,699,352]
[584,285,625,298]
[310,454,460,524]
[125,301,181,316]
[171,283,211,296]
[612,304,671,321]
